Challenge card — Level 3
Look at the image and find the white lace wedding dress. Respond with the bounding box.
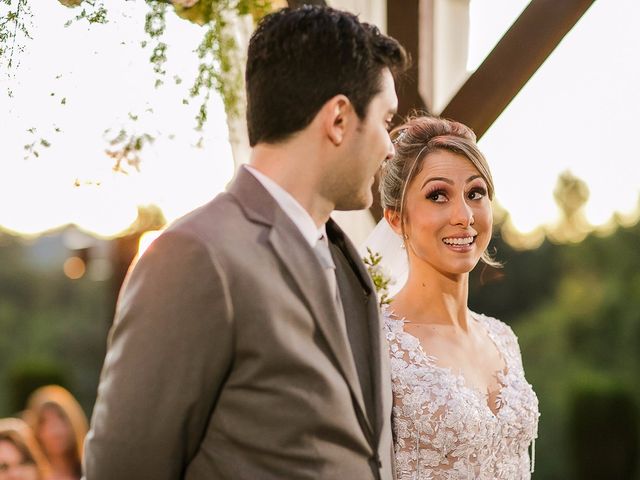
[383,308,540,480]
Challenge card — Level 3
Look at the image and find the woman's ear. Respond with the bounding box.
[384,208,403,236]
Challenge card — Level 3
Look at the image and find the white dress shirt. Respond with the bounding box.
[245,165,325,246]
[245,165,346,325]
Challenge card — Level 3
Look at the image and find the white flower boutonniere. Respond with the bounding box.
[363,247,395,307]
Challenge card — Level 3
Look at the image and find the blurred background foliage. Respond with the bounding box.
[2,204,640,479]
[468,215,640,479]
[0,232,109,417]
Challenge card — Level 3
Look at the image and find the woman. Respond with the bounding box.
[373,116,539,479]
[0,418,49,480]
[23,387,87,480]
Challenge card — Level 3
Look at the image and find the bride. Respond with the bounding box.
[368,116,539,479]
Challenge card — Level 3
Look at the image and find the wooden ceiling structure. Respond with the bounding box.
[436,0,596,139]
[380,0,597,220]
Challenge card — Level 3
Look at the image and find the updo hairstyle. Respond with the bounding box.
[379,115,498,266]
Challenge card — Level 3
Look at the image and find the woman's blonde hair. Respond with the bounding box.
[380,115,499,267]
[23,385,88,476]
[0,417,50,479]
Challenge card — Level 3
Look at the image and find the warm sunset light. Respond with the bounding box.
[1,1,638,245]
[0,1,234,239]
[137,230,163,259]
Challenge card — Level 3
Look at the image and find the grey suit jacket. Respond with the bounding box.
[84,167,394,479]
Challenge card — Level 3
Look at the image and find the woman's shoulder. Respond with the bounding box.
[472,311,519,343]
[381,305,405,333]
[472,311,526,368]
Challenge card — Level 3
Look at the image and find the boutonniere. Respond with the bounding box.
[363,248,394,307]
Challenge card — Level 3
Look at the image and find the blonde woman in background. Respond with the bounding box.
[23,387,87,480]
[0,417,49,480]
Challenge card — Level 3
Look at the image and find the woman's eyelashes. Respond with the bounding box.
[425,188,448,202]
[468,186,487,200]
[424,185,487,203]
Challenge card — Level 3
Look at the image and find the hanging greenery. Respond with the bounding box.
[2,0,277,169]
[0,0,32,73]
[147,0,275,128]
[1,0,275,129]
[61,0,108,26]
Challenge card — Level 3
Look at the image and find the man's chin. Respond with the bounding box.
[335,192,372,212]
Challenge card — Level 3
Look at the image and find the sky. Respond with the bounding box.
[469,0,640,235]
[1,0,639,241]
[0,1,235,237]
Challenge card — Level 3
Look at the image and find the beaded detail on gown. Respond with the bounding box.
[383,309,540,480]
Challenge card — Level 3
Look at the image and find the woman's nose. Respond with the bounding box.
[450,196,474,227]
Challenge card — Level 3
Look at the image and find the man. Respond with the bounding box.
[84,6,408,479]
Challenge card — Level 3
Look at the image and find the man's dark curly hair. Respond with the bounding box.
[245,6,409,146]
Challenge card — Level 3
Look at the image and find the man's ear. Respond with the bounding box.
[322,95,353,146]
[384,208,403,236]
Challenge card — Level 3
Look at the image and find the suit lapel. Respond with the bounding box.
[228,168,371,436]
[327,220,384,441]
[268,226,372,435]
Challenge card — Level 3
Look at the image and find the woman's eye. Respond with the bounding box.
[468,188,486,200]
[427,190,447,202]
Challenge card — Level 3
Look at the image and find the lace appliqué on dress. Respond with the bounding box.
[384,309,540,480]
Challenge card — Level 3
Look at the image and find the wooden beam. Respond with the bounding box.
[441,0,596,139]
[386,0,428,118]
[368,0,428,222]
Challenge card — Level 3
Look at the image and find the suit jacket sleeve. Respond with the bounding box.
[84,230,233,479]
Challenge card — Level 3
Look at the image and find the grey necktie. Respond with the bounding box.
[314,235,346,323]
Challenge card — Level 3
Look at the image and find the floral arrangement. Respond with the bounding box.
[362,248,394,307]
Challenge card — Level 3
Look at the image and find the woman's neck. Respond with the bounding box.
[391,266,471,332]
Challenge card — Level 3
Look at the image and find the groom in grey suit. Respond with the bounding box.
[84,6,408,480]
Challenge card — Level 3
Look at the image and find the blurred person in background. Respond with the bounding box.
[0,417,49,480]
[23,386,87,480]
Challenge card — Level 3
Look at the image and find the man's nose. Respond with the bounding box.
[385,137,395,162]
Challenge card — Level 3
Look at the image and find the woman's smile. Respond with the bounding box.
[442,233,477,252]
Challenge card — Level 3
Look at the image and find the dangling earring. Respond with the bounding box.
[401,234,408,249]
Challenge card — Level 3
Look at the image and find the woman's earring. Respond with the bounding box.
[401,234,408,249]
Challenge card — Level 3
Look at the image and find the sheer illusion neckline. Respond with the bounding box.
[384,307,510,418]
